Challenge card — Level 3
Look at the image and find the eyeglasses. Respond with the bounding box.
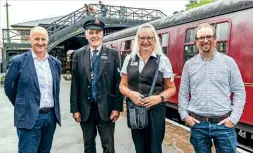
[138,36,154,42]
[196,35,215,41]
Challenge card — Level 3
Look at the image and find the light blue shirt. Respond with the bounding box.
[178,51,246,124]
[32,51,54,108]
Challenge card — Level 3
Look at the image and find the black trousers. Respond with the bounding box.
[80,102,115,153]
[131,104,166,153]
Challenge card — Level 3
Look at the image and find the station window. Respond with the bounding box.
[161,33,169,55]
[104,29,117,36]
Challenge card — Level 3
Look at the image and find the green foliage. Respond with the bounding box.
[186,0,215,10]
[0,74,5,85]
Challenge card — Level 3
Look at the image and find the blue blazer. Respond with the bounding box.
[4,50,61,129]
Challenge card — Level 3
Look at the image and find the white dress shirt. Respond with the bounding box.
[90,45,102,57]
[32,51,54,108]
[90,45,102,67]
[121,52,174,79]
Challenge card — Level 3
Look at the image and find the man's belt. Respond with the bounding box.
[189,112,230,123]
[39,107,54,114]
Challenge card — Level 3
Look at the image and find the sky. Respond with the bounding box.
[0,0,189,40]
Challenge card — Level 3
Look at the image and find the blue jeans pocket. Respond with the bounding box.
[214,125,237,153]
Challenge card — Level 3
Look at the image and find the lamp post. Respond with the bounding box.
[4,0,11,43]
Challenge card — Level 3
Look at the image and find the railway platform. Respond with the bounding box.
[0,81,180,153]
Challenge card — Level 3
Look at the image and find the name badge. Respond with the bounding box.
[130,62,138,66]
[101,56,108,60]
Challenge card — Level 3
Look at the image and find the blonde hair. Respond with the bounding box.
[130,24,164,62]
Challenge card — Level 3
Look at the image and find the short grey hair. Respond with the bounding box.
[29,26,49,41]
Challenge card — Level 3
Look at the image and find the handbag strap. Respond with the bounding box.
[148,55,161,96]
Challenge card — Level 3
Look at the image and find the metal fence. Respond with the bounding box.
[46,3,166,35]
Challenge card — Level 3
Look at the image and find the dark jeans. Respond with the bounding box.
[17,110,57,153]
[131,104,166,153]
[80,103,115,153]
[190,121,237,153]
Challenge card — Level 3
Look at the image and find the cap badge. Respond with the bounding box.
[94,18,100,25]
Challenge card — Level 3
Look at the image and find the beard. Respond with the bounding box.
[201,43,211,53]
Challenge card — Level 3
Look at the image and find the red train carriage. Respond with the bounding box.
[103,0,253,141]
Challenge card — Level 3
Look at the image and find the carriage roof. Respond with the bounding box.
[103,0,253,42]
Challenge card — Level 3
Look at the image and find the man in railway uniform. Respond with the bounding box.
[70,18,123,153]
[178,23,246,153]
[4,26,62,153]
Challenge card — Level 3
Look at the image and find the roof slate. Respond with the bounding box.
[11,16,64,27]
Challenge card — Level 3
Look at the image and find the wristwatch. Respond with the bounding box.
[160,95,164,102]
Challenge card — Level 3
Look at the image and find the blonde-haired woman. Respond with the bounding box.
[119,24,176,153]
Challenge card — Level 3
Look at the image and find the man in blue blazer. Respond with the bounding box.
[4,26,61,153]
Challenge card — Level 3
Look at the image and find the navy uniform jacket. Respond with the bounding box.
[4,50,62,129]
[70,45,123,122]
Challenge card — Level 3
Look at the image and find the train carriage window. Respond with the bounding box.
[184,28,197,63]
[125,40,131,50]
[186,28,195,43]
[184,45,198,62]
[216,42,226,54]
[158,34,162,44]
[121,40,132,51]
[131,40,134,49]
[161,33,168,46]
[120,39,133,67]
[161,33,169,55]
[216,22,229,40]
[215,22,229,54]
[120,41,125,51]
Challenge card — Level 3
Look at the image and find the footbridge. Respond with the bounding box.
[2,3,166,72]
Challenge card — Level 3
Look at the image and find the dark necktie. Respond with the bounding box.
[91,50,98,101]
[92,50,98,69]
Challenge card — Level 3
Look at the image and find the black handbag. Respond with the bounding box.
[126,56,161,129]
